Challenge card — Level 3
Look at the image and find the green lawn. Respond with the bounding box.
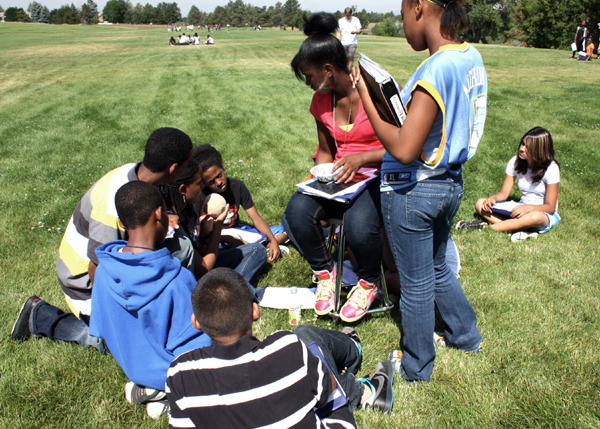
[1,22,599,428]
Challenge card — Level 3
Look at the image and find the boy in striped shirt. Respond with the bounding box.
[166,268,394,429]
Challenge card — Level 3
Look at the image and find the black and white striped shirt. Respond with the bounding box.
[166,330,355,429]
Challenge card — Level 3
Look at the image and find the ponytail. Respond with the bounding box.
[439,0,468,40]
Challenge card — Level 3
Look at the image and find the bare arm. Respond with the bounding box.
[510,183,559,218]
[480,174,516,213]
[88,261,98,284]
[194,205,229,278]
[245,206,280,261]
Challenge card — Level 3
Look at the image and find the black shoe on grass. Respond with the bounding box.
[360,360,394,414]
[11,296,40,341]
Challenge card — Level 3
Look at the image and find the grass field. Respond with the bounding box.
[1,22,599,428]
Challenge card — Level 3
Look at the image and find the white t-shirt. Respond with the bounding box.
[338,16,361,46]
[506,155,560,210]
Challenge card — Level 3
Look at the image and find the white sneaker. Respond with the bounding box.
[146,399,170,419]
[511,231,538,242]
[279,245,290,255]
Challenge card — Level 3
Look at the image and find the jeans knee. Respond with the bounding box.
[293,325,318,342]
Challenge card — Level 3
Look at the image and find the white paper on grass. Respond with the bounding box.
[259,287,316,309]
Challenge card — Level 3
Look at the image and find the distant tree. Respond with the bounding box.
[87,0,98,18]
[141,3,155,23]
[0,5,4,13]
[187,5,202,25]
[371,16,399,37]
[29,1,43,22]
[5,7,32,22]
[356,9,369,28]
[271,2,283,27]
[132,2,143,23]
[81,2,94,23]
[518,0,586,48]
[282,0,300,29]
[463,0,503,43]
[48,4,79,23]
[103,0,128,22]
[155,2,180,24]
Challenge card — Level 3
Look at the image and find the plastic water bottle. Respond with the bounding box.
[288,286,301,326]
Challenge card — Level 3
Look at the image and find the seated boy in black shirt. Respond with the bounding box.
[192,144,289,262]
[166,268,394,429]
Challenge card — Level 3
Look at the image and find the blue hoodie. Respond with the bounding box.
[89,241,211,390]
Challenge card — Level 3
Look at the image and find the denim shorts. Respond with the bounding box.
[538,212,561,233]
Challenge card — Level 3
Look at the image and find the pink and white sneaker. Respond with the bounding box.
[340,279,378,323]
[314,269,336,315]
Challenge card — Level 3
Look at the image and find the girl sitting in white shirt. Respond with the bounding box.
[458,127,560,241]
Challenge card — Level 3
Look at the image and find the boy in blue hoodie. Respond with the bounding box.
[89,181,212,418]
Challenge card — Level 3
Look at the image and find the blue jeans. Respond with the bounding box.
[215,242,267,291]
[284,179,383,282]
[293,325,363,410]
[381,174,483,381]
[30,300,107,354]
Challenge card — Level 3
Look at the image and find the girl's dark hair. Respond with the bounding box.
[291,12,349,81]
[160,159,200,243]
[514,127,559,183]
[414,0,467,40]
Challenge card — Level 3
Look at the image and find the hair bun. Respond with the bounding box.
[303,12,339,37]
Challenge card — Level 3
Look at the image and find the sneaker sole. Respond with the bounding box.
[314,304,334,316]
[339,311,367,323]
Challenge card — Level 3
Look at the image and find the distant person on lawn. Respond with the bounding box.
[571,20,588,59]
[11,127,194,354]
[204,35,214,45]
[578,36,595,61]
[89,181,212,419]
[166,267,394,429]
[336,7,362,68]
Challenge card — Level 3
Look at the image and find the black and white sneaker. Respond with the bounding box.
[360,360,394,414]
[125,381,167,404]
[455,220,488,230]
[11,296,40,341]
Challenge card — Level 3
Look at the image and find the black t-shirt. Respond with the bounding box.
[197,177,254,228]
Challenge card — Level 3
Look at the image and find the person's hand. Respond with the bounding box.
[481,196,497,213]
[333,153,364,183]
[510,204,534,218]
[167,213,180,230]
[214,204,230,223]
[266,240,281,262]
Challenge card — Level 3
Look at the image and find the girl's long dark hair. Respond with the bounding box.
[291,12,349,81]
[514,127,559,183]
[160,159,200,245]
[410,0,468,40]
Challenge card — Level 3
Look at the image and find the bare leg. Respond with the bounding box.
[490,211,549,233]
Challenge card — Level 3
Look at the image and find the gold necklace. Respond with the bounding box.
[332,89,353,148]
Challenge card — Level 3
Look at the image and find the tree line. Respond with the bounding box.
[2,0,599,50]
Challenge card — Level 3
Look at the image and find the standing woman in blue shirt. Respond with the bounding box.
[352,0,486,382]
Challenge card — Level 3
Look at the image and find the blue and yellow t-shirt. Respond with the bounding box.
[381,42,487,190]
